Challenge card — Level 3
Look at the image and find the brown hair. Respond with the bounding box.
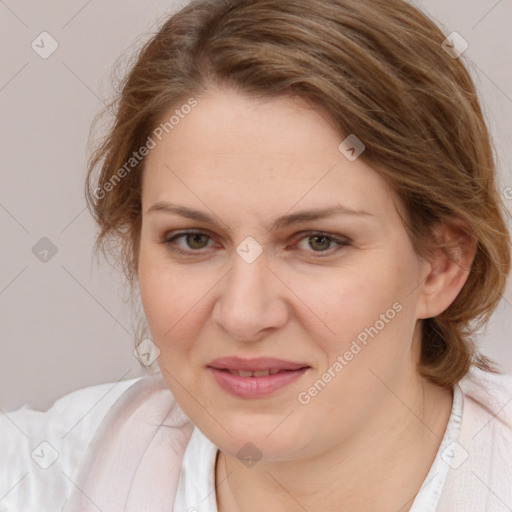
[85,0,511,388]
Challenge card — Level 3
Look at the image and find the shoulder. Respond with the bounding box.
[0,375,145,511]
[62,374,195,511]
[457,366,512,449]
[459,366,512,427]
[437,367,512,511]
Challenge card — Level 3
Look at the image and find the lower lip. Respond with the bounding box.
[207,367,309,398]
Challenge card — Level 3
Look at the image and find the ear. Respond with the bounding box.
[416,219,477,320]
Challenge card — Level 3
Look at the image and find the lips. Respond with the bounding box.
[207,356,309,373]
[224,368,282,377]
[206,356,311,398]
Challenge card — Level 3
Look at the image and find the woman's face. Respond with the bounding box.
[138,87,431,461]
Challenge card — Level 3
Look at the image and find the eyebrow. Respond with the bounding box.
[146,201,373,230]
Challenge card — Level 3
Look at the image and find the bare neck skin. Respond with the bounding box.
[215,374,453,512]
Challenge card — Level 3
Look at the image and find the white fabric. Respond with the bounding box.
[437,369,512,510]
[1,367,511,512]
[0,377,142,512]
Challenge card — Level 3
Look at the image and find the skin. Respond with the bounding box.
[137,85,475,512]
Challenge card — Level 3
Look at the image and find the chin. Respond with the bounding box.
[203,418,310,462]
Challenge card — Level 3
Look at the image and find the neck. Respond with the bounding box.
[215,375,453,512]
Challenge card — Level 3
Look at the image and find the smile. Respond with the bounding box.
[207,366,310,398]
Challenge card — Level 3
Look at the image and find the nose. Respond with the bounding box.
[212,250,289,342]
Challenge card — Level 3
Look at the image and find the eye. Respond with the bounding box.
[293,232,350,255]
[161,231,214,255]
[160,230,350,258]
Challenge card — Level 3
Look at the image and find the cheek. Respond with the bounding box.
[291,254,418,361]
[138,247,205,348]
[294,274,417,419]
[292,268,398,341]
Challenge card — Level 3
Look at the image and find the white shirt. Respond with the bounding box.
[1,366,511,512]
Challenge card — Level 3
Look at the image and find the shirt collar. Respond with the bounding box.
[409,382,464,511]
[173,425,219,512]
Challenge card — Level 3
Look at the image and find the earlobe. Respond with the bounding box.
[416,220,477,320]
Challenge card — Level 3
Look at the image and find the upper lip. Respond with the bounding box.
[207,356,310,372]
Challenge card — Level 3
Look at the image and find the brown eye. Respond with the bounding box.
[161,231,214,255]
[185,233,210,249]
[308,235,332,251]
[294,232,350,256]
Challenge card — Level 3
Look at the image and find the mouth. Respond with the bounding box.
[216,368,301,377]
[206,356,311,398]
[207,355,310,372]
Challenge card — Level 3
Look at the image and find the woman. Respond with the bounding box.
[2,0,511,511]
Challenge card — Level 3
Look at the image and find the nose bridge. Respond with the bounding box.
[228,251,268,302]
[213,248,288,340]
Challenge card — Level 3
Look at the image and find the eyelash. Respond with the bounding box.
[160,230,351,257]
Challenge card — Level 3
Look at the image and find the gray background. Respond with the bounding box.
[1,0,511,411]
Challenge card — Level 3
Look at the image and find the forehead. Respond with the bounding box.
[142,88,397,218]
